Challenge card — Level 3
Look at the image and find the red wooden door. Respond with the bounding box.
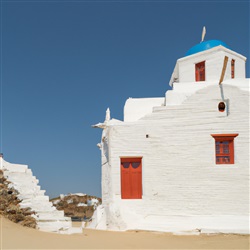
[121,158,142,199]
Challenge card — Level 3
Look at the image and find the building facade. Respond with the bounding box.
[93,39,249,234]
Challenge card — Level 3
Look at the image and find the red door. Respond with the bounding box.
[121,158,142,199]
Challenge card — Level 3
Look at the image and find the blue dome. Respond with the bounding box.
[185,40,230,56]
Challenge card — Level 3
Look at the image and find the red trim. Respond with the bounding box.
[211,134,238,139]
[120,157,142,162]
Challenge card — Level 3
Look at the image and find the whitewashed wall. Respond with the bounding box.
[124,98,165,122]
[177,47,246,83]
[101,80,249,233]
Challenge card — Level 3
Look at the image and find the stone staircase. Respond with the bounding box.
[0,157,82,234]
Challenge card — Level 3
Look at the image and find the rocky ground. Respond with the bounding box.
[0,170,37,228]
[50,193,102,220]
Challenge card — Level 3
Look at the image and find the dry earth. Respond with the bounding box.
[1,216,249,250]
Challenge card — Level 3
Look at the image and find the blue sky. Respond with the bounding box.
[0,0,249,198]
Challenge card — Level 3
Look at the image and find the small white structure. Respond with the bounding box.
[93,38,249,234]
[0,155,81,234]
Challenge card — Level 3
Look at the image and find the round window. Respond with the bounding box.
[218,102,226,112]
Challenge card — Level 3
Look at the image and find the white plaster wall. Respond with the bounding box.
[102,80,249,233]
[177,47,246,83]
[124,98,165,122]
[166,78,249,106]
[101,128,111,204]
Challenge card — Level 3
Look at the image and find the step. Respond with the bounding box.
[37,221,72,232]
[16,189,45,199]
[4,171,37,179]
[20,200,56,212]
[6,179,39,189]
[20,199,53,208]
[19,195,50,203]
[25,169,33,175]
[39,190,46,195]
[12,185,42,194]
[36,217,71,222]
[4,170,33,178]
[35,210,66,220]
[6,174,38,184]
[3,163,28,173]
[8,183,41,193]
[36,216,72,222]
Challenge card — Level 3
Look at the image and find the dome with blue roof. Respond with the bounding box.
[185,40,230,56]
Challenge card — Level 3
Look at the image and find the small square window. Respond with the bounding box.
[211,134,238,164]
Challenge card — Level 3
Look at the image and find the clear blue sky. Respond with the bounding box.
[0,0,249,198]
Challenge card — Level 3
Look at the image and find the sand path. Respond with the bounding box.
[0,216,249,250]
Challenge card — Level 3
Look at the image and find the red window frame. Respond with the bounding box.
[211,134,238,164]
[231,59,235,79]
[195,61,205,81]
[120,157,142,199]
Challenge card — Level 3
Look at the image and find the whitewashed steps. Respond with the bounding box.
[1,158,82,234]
[35,210,66,220]
[37,221,72,233]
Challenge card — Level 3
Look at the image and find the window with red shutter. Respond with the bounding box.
[231,59,235,79]
[120,158,142,199]
[211,134,238,164]
[195,61,205,81]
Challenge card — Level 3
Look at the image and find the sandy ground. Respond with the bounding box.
[0,216,249,250]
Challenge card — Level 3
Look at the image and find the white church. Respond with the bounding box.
[92,33,249,234]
